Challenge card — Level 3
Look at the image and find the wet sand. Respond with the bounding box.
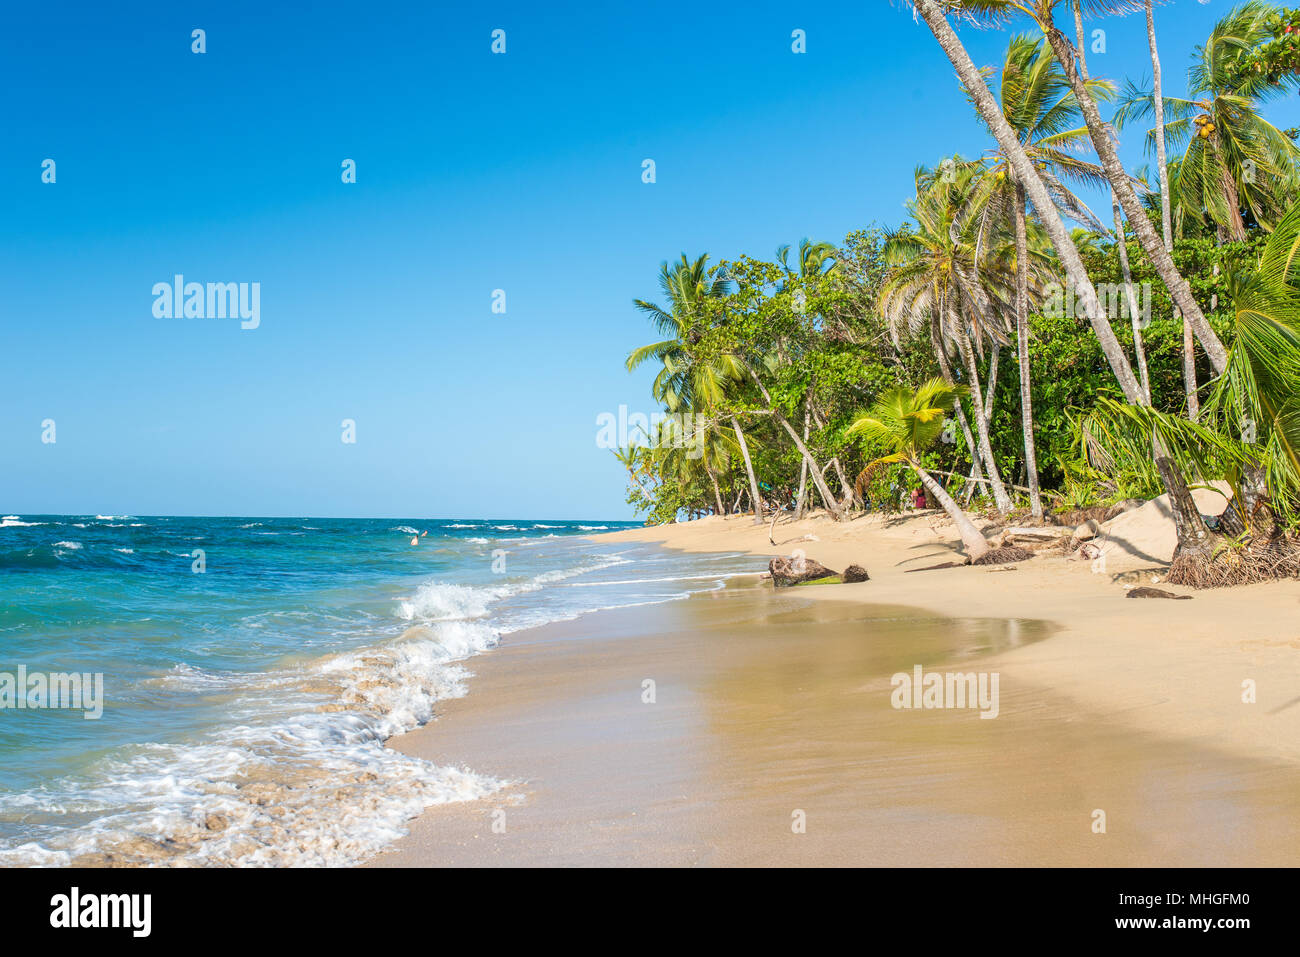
[372,559,1300,866]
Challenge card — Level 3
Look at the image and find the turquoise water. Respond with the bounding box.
[0,515,759,866]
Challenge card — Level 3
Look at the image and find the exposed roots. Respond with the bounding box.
[972,546,1034,565]
[1166,536,1300,589]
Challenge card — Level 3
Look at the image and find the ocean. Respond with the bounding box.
[0,515,759,866]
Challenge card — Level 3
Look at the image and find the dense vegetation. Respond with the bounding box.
[618,1,1300,587]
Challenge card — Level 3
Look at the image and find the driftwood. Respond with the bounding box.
[1127,586,1192,600]
[1002,526,1073,541]
[768,555,840,587]
[904,560,969,573]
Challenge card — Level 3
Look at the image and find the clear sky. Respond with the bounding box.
[4,1,1296,519]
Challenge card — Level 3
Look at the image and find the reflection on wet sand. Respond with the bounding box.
[377,583,1300,866]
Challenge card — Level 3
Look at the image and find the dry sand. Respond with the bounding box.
[371,507,1300,867]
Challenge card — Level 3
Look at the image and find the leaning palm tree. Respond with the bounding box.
[936,0,1231,376]
[1118,2,1299,417]
[626,254,768,524]
[847,380,1032,563]
[911,0,1232,554]
[968,33,1112,517]
[776,238,850,515]
[911,0,1148,404]
[1078,195,1300,584]
[1064,3,1160,407]
[882,160,1016,513]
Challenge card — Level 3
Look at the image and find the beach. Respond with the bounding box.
[374,509,1300,866]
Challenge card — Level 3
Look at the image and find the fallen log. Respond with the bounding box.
[768,555,839,587]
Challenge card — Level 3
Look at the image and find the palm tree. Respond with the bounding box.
[970,34,1111,518]
[882,160,1016,513]
[626,254,767,524]
[612,444,654,500]
[912,0,1229,554]
[1215,197,1300,508]
[1118,2,1299,417]
[1112,196,1153,402]
[626,254,733,412]
[651,416,737,516]
[777,239,838,286]
[1079,201,1300,583]
[1117,2,1300,241]
[948,0,1232,375]
[777,239,845,516]
[911,0,1148,404]
[847,379,994,561]
[1068,0,1157,407]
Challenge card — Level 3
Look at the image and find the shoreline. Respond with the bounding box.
[596,510,1300,766]
[370,510,1300,866]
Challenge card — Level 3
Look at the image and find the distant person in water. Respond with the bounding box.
[912,487,927,510]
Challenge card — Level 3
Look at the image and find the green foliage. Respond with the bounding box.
[1232,6,1300,88]
[619,6,1300,531]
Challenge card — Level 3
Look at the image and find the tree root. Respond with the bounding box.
[972,546,1034,565]
[1166,537,1300,589]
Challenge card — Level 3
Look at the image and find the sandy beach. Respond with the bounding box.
[373,508,1300,866]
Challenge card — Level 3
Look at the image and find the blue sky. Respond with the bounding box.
[3,0,1296,519]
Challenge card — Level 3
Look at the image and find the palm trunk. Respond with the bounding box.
[625,466,653,499]
[1113,193,1152,403]
[1144,0,1193,417]
[1072,0,1088,79]
[930,312,984,497]
[961,459,987,505]
[1183,310,1200,421]
[983,342,1000,420]
[1147,0,1173,252]
[809,401,859,511]
[1014,186,1043,519]
[813,459,840,513]
[776,414,843,520]
[913,0,1146,403]
[707,464,724,516]
[909,458,989,561]
[731,415,764,526]
[1155,446,1217,562]
[1037,19,1229,375]
[915,0,1215,560]
[794,407,811,519]
[745,366,844,521]
[1220,160,1248,242]
[834,458,857,511]
[955,319,1012,513]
